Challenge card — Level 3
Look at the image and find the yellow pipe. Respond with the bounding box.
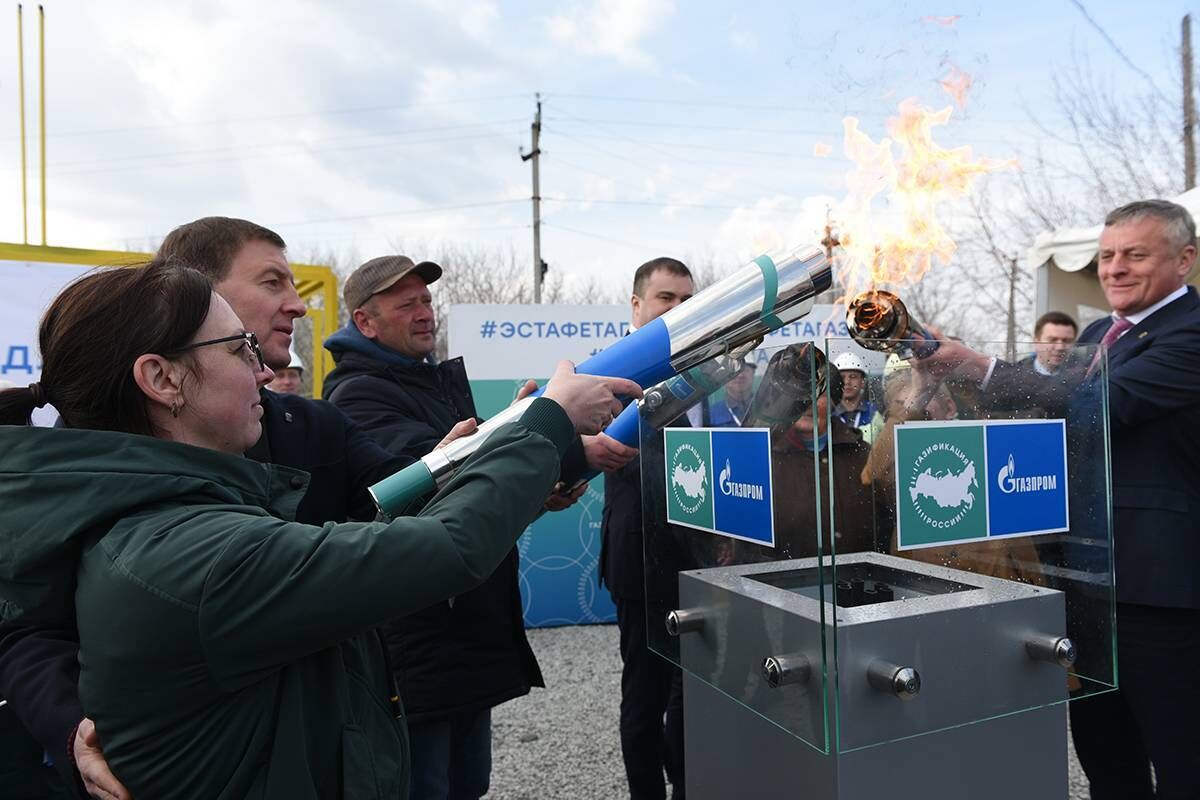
[17,5,28,244]
[38,4,45,245]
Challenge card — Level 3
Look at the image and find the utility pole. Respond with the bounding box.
[1184,14,1196,189]
[520,94,544,303]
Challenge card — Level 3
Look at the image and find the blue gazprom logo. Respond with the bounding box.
[985,421,1069,539]
[718,458,765,501]
[711,429,775,547]
[996,454,1059,495]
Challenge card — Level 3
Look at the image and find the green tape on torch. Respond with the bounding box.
[369,461,437,517]
[754,254,784,329]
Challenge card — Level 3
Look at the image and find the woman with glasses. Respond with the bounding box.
[0,258,639,799]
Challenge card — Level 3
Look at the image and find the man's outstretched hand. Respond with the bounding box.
[583,433,638,473]
[75,717,131,800]
[544,480,588,511]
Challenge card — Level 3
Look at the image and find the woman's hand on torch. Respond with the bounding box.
[542,359,642,436]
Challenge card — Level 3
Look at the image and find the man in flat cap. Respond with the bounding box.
[324,255,630,799]
[323,254,526,800]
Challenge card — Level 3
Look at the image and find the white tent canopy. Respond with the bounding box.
[1025,187,1200,272]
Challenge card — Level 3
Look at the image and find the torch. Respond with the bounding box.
[741,341,834,432]
[639,338,760,430]
[845,289,940,360]
[369,246,833,516]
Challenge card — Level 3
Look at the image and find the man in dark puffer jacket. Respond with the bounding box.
[324,255,608,800]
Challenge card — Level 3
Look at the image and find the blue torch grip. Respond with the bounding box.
[528,316,673,401]
[572,317,675,387]
[604,402,642,448]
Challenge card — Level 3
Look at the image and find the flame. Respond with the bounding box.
[813,141,834,158]
[919,15,960,26]
[832,96,1014,304]
[938,63,973,109]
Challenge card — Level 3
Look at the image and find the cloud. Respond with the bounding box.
[416,0,500,40]
[543,0,676,68]
[712,194,837,260]
[729,14,758,52]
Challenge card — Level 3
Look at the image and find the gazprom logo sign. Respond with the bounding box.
[896,419,1069,550]
[666,427,775,547]
[996,454,1058,495]
[985,420,1069,538]
[719,458,765,501]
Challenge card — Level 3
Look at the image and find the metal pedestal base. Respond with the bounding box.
[683,671,1066,800]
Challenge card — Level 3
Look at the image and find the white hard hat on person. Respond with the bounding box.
[832,351,869,375]
[286,348,304,372]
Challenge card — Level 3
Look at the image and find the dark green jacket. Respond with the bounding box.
[0,399,574,799]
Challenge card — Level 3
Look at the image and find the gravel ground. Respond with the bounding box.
[490,624,1092,799]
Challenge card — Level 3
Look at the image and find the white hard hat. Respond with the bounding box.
[286,348,304,371]
[832,352,869,375]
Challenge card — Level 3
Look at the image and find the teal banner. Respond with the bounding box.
[473,378,615,627]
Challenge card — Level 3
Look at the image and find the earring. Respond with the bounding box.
[170,401,180,418]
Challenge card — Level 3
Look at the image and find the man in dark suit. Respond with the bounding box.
[1017,310,1078,376]
[600,257,695,800]
[0,217,422,799]
[919,199,1200,799]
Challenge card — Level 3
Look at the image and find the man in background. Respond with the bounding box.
[267,348,305,395]
[1020,311,1078,375]
[708,361,755,427]
[324,254,633,799]
[832,351,883,442]
[600,257,695,800]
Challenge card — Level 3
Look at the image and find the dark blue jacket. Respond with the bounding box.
[1080,288,1200,608]
[990,287,1200,608]
[323,346,546,720]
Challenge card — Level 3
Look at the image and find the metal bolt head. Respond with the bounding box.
[763,657,783,689]
[1054,638,1078,669]
[893,667,921,699]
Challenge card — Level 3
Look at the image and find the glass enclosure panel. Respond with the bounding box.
[641,342,831,753]
[826,337,1115,752]
[640,336,1115,755]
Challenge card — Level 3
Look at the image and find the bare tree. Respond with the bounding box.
[951,42,1185,348]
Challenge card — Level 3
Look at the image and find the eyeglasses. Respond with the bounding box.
[172,332,266,371]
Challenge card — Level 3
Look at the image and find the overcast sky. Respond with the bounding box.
[0,0,1192,290]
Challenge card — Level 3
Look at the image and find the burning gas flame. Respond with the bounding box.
[938,62,973,109]
[831,92,1014,305]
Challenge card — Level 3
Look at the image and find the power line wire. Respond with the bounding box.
[549,110,803,198]
[546,91,1039,126]
[542,221,664,252]
[22,131,519,178]
[0,94,529,141]
[1067,0,1173,104]
[543,197,771,211]
[543,126,828,159]
[5,119,528,175]
[545,116,1029,149]
[270,199,526,227]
